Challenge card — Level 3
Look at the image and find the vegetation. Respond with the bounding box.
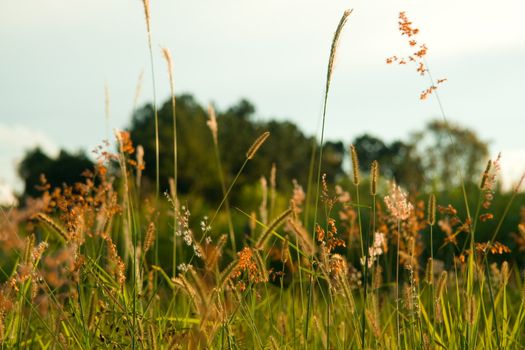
[1,6,525,350]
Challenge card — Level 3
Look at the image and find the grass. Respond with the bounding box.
[1,7,525,350]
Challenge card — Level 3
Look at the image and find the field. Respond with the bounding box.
[1,4,525,350]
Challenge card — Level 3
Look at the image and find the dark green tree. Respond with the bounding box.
[18,148,94,199]
[352,134,388,172]
[411,119,489,190]
[352,134,424,190]
[128,94,339,202]
[129,94,218,199]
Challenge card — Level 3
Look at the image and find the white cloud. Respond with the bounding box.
[496,149,525,191]
[0,180,17,206]
[0,123,59,195]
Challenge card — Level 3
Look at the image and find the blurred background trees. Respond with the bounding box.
[411,120,489,191]
[18,94,525,267]
[17,94,490,202]
[17,148,93,200]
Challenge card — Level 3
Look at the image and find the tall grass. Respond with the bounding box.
[307,10,352,344]
[161,46,179,276]
[1,7,525,350]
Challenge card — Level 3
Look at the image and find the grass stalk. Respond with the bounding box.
[306,10,352,343]
[161,47,179,276]
[396,219,401,349]
[208,104,236,253]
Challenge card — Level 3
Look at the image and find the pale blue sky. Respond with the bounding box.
[1,0,525,201]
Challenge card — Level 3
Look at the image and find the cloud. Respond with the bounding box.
[0,123,59,197]
[497,149,525,191]
[0,180,17,206]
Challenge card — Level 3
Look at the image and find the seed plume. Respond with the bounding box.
[142,0,151,35]
[370,160,378,195]
[161,47,175,94]
[326,9,352,95]
[480,160,492,190]
[143,221,156,254]
[428,193,436,226]
[33,213,68,241]
[207,103,218,146]
[350,144,359,185]
[255,208,293,249]
[246,131,270,160]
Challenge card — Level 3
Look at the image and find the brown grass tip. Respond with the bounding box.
[246,131,270,160]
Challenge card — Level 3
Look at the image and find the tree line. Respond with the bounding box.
[17,94,489,202]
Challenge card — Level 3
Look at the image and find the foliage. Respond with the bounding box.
[3,6,523,350]
[412,119,490,191]
[17,147,94,199]
[352,134,424,191]
[128,94,342,203]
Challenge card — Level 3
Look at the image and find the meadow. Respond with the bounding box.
[1,4,525,349]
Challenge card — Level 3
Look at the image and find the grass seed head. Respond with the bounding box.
[370,160,378,195]
[436,271,448,300]
[425,258,433,285]
[480,159,492,189]
[428,193,436,226]
[207,103,218,145]
[246,131,270,160]
[161,47,175,95]
[350,144,360,185]
[143,221,156,254]
[326,10,352,95]
[142,0,151,35]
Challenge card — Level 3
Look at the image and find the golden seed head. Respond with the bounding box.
[480,159,492,189]
[350,144,359,185]
[142,0,151,34]
[246,131,270,160]
[31,241,48,266]
[161,47,174,80]
[136,145,144,168]
[436,271,447,300]
[501,261,510,285]
[326,10,353,94]
[370,160,378,195]
[143,221,156,254]
[23,235,35,266]
[467,296,476,325]
[34,213,68,241]
[270,163,277,190]
[428,193,436,226]
[435,302,443,323]
[255,207,292,250]
[207,103,218,145]
[425,258,434,285]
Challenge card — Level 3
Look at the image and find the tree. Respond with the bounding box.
[352,134,424,191]
[18,148,94,199]
[386,140,424,192]
[352,134,388,172]
[129,94,218,198]
[321,141,345,183]
[128,94,338,203]
[411,120,489,190]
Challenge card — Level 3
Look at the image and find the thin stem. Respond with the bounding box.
[210,158,249,229]
[484,255,502,349]
[360,189,370,350]
[430,223,435,323]
[396,219,401,349]
[144,11,160,292]
[213,141,236,253]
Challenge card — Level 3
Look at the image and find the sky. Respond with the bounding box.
[1,0,524,203]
